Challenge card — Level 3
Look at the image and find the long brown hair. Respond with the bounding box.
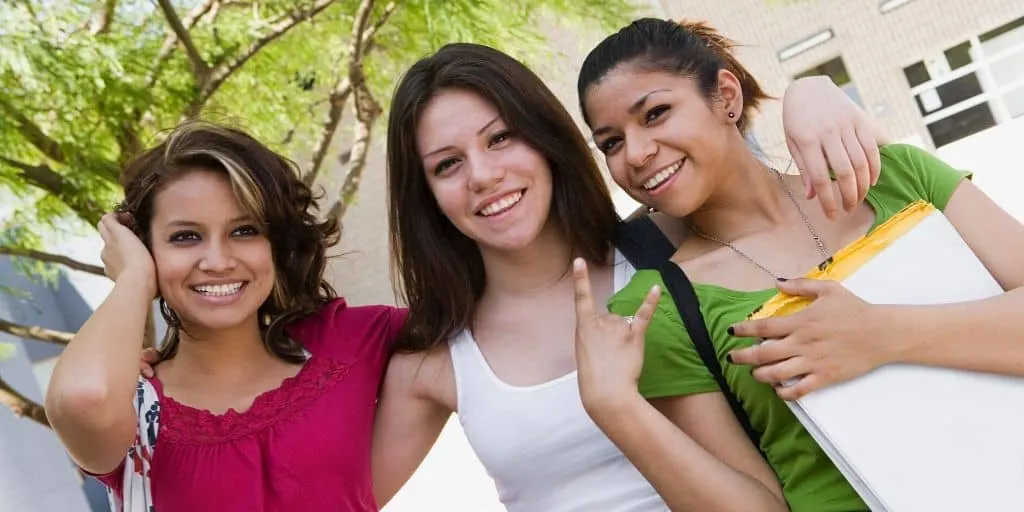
[387,43,619,353]
[117,121,339,363]
[578,18,771,132]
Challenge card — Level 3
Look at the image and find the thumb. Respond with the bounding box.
[572,258,597,320]
[786,138,815,199]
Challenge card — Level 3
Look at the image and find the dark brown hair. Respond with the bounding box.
[117,121,339,363]
[387,43,619,353]
[578,18,771,132]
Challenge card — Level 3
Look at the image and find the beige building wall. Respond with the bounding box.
[657,0,1024,155]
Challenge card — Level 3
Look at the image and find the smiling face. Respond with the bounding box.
[416,88,555,254]
[148,169,275,334]
[584,65,748,219]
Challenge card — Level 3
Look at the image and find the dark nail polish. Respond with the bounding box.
[777,277,788,282]
[726,353,734,364]
[727,326,735,336]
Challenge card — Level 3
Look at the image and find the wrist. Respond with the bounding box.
[117,268,157,298]
[880,305,926,365]
[581,387,645,426]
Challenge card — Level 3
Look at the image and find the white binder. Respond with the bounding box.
[751,201,1024,512]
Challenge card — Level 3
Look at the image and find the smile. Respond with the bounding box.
[478,190,524,217]
[643,159,685,190]
[191,282,247,296]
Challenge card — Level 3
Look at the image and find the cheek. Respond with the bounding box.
[427,180,466,221]
[151,247,191,290]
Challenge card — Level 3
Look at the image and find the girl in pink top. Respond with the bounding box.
[45,122,404,511]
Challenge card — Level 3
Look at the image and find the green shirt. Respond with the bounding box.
[609,144,970,512]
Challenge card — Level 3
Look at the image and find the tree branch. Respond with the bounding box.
[0,373,50,428]
[0,97,67,164]
[145,0,217,89]
[0,246,105,276]
[0,157,106,225]
[155,0,211,84]
[303,0,393,187]
[88,0,119,35]
[186,0,339,117]
[302,79,352,186]
[0,318,73,346]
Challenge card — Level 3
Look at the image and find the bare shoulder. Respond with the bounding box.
[385,345,456,411]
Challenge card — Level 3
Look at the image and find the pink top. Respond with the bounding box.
[95,299,406,511]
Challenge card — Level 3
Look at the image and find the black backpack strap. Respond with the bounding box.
[615,216,675,270]
[656,260,766,455]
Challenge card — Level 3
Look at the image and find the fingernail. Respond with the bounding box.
[777,277,788,282]
[727,326,736,336]
[573,258,584,271]
[726,353,735,363]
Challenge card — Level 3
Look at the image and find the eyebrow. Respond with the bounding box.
[422,115,503,158]
[591,89,671,138]
[165,215,254,229]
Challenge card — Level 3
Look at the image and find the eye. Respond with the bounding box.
[487,130,512,149]
[232,225,260,237]
[169,230,200,243]
[434,157,460,175]
[644,105,670,125]
[597,136,623,155]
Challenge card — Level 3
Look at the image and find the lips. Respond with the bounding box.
[642,158,685,190]
[478,190,525,217]
[191,282,246,296]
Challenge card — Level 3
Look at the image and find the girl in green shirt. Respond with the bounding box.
[574,17,1024,512]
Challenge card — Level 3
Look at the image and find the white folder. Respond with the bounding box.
[751,201,1024,512]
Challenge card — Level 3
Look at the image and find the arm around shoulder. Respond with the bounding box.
[372,349,453,507]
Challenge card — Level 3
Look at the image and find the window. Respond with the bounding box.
[796,56,863,107]
[902,16,1024,147]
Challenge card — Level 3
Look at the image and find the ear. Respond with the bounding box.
[716,68,745,125]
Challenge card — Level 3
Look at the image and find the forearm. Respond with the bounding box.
[47,273,153,431]
[589,395,787,512]
[889,287,1024,376]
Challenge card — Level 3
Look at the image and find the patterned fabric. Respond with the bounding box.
[107,377,160,512]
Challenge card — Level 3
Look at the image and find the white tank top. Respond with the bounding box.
[448,252,668,512]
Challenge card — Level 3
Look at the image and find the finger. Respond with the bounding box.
[629,285,661,337]
[728,335,799,365]
[821,131,858,212]
[797,143,837,218]
[141,348,160,364]
[841,126,870,204]
[775,277,835,299]
[785,137,815,199]
[751,356,810,385]
[572,258,596,319]
[775,373,823,401]
[140,361,155,379]
[856,123,882,186]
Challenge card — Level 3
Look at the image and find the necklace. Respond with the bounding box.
[690,170,830,280]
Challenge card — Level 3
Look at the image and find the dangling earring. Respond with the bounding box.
[728,112,736,118]
[262,312,272,327]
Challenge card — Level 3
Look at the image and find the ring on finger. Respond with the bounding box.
[623,315,634,325]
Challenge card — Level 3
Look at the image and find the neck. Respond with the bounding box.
[478,216,581,299]
[690,139,792,241]
[165,315,281,383]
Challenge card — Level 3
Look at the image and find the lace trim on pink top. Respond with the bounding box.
[157,356,349,445]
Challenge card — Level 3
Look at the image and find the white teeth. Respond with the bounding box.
[643,160,684,190]
[479,191,523,217]
[193,282,244,296]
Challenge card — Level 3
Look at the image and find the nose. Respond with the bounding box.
[198,238,237,273]
[624,132,657,171]
[466,154,506,193]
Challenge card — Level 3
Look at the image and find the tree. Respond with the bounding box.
[0,0,634,426]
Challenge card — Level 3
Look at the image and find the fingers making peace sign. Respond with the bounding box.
[573,258,661,416]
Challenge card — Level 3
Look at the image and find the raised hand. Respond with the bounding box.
[98,212,157,298]
[573,258,660,417]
